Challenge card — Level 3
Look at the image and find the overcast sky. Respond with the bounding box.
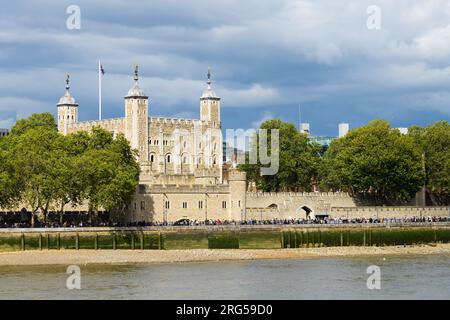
[0,0,449,135]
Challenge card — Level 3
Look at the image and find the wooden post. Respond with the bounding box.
[75,234,79,250]
[46,234,50,250]
[140,232,144,250]
[158,232,162,250]
[280,231,285,249]
[363,231,366,247]
[112,233,116,250]
[95,234,98,250]
[306,231,309,248]
[57,233,60,250]
[340,232,343,247]
[21,233,25,251]
[318,230,321,247]
[294,231,297,248]
[39,234,42,250]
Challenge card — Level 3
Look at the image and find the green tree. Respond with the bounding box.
[408,121,450,205]
[319,120,425,202]
[7,126,61,225]
[239,119,321,192]
[76,127,140,222]
[0,114,140,226]
[0,137,23,209]
[10,112,57,136]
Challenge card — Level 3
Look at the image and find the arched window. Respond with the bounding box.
[166,154,171,163]
[150,154,155,163]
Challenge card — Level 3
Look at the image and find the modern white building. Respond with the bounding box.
[299,123,310,135]
[338,123,349,138]
[0,128,9,138]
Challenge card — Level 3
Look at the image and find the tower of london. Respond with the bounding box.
[57,66,247,223]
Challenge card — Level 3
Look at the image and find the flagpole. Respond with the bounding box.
[98,60,102,120]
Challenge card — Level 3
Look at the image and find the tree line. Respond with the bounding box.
[0,113,140,225]
[239,119,449,205]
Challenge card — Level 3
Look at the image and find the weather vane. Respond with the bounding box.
[134,64,139,82]
[65,73,70,90]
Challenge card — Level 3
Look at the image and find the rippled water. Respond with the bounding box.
[0,255,449,299]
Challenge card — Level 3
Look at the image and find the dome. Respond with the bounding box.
[200,67,219,100]
[57,90,77,106]
[57,74,78,106]
[126,82,146,98]
[201,86,218,99]
[125,64,147,98]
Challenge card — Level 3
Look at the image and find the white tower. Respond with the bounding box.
[199,67,222,180]
[200,67,220,128]
[338,123,349,138]
[124,65,149,163]
[57,74,78,135]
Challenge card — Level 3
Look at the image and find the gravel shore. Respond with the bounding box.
[1,244,449,266]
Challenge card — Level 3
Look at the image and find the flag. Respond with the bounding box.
[100,64,105,75]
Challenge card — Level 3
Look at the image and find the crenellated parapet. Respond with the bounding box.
[139,183,230,194]
[246,191,352,198]
[149,117,204,126]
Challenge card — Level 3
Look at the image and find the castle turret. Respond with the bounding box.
[125,65,149,163]
[228,168,247,221]
[57,74,78,134]
[199,67,222,179]
[200,67,220,128]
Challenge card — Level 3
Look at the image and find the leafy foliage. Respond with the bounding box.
[319,120,425,202]
[408,121,450,204]
[239,119,321,192]
[0,113,140,225]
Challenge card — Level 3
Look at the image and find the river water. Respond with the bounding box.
[0,256,449,299]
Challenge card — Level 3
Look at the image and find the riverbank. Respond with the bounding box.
[1,244,450,266]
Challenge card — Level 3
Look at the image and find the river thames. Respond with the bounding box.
[0,255,449,299]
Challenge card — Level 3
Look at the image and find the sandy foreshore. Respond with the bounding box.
[0,244,449,266]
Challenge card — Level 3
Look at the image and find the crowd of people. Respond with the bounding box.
[1,215,448,229]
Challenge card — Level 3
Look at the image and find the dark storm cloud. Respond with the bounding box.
[0,0,449,136]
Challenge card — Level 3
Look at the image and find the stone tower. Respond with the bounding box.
[199,67,222,179]
[200,67,220,128]
[125,65,149,163]
[228,169,247,221]
[57,74,78,134]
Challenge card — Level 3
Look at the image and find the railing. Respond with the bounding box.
[1,221,450,234]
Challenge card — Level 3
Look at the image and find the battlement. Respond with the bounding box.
[149,117,204,126]
[228,169,246,181]
[246,192,351,198]
[139,183,230,194]
[68,117,125,130]
[194,168,221,178]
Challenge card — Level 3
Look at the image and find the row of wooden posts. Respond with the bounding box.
[19,232,163,251]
